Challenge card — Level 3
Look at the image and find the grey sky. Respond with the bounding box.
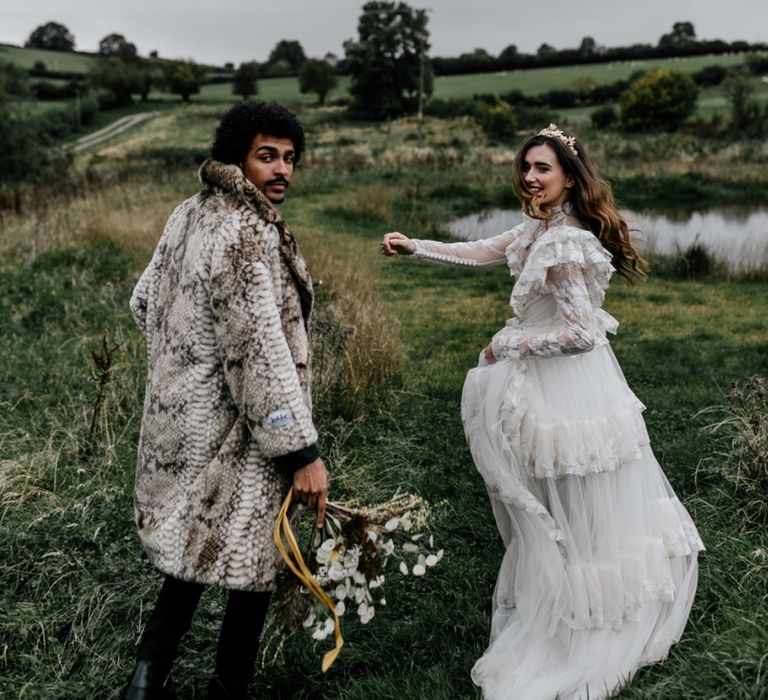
[1,0,765,66]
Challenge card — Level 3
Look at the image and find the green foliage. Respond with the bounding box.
[267,40,307,73]
[164,60,206,103]
[475,100,517,143]
[25,21,76,51]
[344,1,433,119]
[722,68,764,133]
[658,21,697,49]
[98,33,138,62]
[91,57,144,108]
[0,60,30,100]
[232,61,259,100]
[620,69,699,131]
[591,104,618,128]
[299,59,338,105]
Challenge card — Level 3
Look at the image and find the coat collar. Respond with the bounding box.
[198,159,314,321]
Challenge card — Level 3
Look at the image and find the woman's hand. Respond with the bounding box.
[483,345,497,364]
[381,231,416,256]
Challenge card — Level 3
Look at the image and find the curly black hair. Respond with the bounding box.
[210,100,305,166]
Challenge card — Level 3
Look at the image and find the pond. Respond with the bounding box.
[445,206,768,276]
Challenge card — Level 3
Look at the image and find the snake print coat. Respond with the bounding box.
[129,159,316,591]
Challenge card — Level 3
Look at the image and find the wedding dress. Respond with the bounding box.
[410,204,703,700]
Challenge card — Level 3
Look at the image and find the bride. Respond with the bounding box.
[380,125,703,699]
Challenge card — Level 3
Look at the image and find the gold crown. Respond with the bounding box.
[538,123,578,156]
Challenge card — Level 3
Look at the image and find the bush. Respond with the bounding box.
[692,64,727,87]
[591,104,618,128]
[620,69,698,131]
[475,100,518,143]
[745,53,768,76]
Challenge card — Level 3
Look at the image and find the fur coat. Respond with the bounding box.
[129,159,316,591]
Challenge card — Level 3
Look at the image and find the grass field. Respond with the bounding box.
[1,106,767,699]
[0,43,99,72]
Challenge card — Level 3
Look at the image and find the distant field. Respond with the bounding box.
[432,53,763,97]
[0,43,99,72]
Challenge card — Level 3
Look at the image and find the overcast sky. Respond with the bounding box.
[1,0,765,66]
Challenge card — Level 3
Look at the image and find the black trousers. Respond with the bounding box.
[137,575,271,692]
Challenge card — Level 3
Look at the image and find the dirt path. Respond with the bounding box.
[69,111,162,152]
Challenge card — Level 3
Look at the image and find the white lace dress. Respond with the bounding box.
[410,205,703,700]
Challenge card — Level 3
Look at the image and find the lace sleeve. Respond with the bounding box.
[491,263,596,360]
[411,227,521,267]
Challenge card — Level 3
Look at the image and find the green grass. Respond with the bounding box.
[1,107,767,699]
[0,43,99,72]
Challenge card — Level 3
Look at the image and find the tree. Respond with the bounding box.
[92,57,144,107]
[98,33,138,62]
[620,69,698,131]
[498,44,518,67]
[722,68,758,130]
[299,59,338,105]
[659,21,696,49]
[267,40,306,72]
[344,1,432,119]
[164,60,206,103]
[25,22,75,51]
[579,36,597,58]
[233,62,259,100]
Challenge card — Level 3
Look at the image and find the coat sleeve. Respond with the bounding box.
[209,225,318,468]
[129,250,161,337]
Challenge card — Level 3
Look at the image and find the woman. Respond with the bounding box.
[381,125,703,700]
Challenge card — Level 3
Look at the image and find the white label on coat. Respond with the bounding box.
[267,408,294,429]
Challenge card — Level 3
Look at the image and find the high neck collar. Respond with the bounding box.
[522,200,574,228]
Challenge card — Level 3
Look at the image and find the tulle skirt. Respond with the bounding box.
[462,344,703,700]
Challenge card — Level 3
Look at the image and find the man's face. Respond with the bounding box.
[240,134,295,203]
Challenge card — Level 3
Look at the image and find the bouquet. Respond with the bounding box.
[274,488,443,671]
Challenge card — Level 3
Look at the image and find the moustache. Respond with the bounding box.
[266,177,289,187]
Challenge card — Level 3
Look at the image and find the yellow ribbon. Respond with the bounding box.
[273,487,344,672]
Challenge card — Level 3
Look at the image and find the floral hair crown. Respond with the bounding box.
[538,123,578,156]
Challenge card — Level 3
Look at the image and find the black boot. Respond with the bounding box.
[120,659,176,700]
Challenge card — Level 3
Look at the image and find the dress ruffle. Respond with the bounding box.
[506,225,614,319]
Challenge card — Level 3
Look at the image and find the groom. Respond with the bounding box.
[123,100,328,700]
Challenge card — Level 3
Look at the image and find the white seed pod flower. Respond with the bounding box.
[402,542,419,553]
[354,585,367,604]
[383,539,395,556]
[411,533,425,541]
[369,575,385,589]
[417,554,427,566]
[335,600,346,616]
[412,563,426,576]
[352,570,366,585]
[335,583,348,600]
[399,561,408,575]
[426,554,438,567]
[312,624,330,641]
[379,598,386,606]
[429,535,434,548]
[436,549,444,562]
[328,561,346,582]
[358,602,375,624]
[302,610,316,628]
[366,528,378,542]
[384,517,400,532]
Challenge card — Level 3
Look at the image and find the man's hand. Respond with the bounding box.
[293,457,329,528]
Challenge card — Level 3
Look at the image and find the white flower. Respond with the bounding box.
[312,623,330,641]
[316,538,336,564]
[354,585,367,604]
[358,602,375,624]
[335,600,346,616]
[436,549,444,562]
[369,575,384,589]
[426,554,438,567]
[402,542,419,553]
[400,514,413,531]
[412,564,426,576]
[352,570,366,585]
[302,610,316,628]
[379,598,386,606]
[411,533,425,541]
[384,517,400,531]
[366,529,378,542]
[383,539,395,556]
[399,561,408,575]
[335,583,348,600]
[342,546,361,572]
[429,535,434,548]
[417,554,426,566]
[328,561,346,582]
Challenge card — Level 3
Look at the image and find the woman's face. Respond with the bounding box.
[521,144,574,208]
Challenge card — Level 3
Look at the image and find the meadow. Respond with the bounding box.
[1,103,767,700]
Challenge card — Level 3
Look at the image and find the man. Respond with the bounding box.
[122,101,328,700]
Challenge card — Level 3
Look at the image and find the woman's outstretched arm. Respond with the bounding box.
[381,227,522,267]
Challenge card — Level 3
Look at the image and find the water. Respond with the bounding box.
[445,206,768,276]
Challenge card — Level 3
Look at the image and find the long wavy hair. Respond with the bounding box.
[513,129,647,282]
